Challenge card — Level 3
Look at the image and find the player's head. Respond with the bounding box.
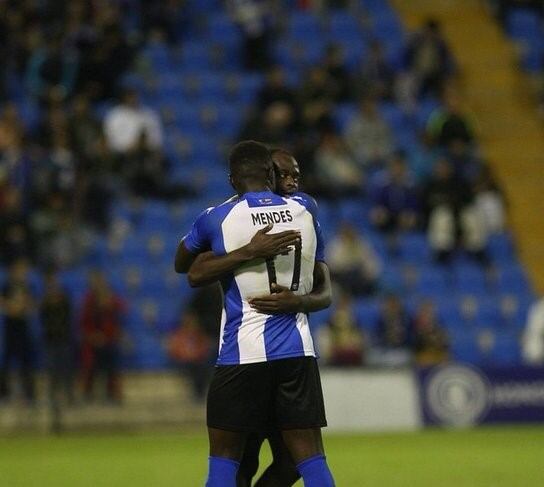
[228,140,275,195]
[270,148,300,196]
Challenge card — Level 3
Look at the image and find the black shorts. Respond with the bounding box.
[207,356,327,432]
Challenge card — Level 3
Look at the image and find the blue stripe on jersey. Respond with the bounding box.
[217,277,243,365]
[263,313,304,360]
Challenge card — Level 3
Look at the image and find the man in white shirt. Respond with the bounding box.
[103,88,163,154]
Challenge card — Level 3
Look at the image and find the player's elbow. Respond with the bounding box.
[187,268,204,288]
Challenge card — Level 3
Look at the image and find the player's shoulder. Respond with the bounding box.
[289,191,319,214]
[197,195,241,224]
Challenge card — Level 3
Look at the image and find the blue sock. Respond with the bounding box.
[205,456,240,487]
[297,454,335,487]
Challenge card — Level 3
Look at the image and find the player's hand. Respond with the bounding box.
[245,224,301,260]
[249,284,302,314]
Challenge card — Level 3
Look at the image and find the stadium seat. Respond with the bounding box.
[506,9,542,40]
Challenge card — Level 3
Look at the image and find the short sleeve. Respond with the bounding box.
[182,208,213,254]
[294,193,326,262]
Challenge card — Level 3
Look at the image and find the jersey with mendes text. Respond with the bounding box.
[183,191,325,365]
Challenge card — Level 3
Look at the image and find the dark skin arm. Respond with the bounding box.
[248,261,332,314]
[174,224,301,287]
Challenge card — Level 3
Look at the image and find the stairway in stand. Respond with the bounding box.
[393,0,544,294]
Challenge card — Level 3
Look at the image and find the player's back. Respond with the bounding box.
[185,190,324,365]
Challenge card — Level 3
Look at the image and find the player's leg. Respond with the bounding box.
[253,430,300,487]
[237,433,265,487]
[207,427,246,487]
[275,357,335,487]
[205,362,273,487]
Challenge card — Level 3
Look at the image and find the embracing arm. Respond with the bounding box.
[249,261,332,314]
[175,224,301,288]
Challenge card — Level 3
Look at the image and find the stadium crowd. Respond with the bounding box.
[0,0,536,406]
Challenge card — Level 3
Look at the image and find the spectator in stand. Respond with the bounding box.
[69,94,102,163]
[0,259,35,403]
[370,153,419,234]
[298,66,337,133]
[405,19,455,97]
[240,101,297,147]
[320,293,365,367]
[25,33,79,103]
[41,270,74,404]
[427,85,475,149]
[473,167,506,235]
[344,94,394,169]
[0,186,33,265]
[327,223,381,296]
[228,0,273,71]
[422,158,489,265]
[522,296,544,365]
[103,88,163,155]
[76,19,134,102]
[370,293,413,367]
[257,65,297,112]
[354,40,394,101]
[313,131,363,199]
[168,311,213,402]
[411,300,449,367]
[323,44,352,102]
[187,283,223,345]
[124,132,195,200]
[80,271,125,403]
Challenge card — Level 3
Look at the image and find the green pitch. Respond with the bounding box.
[0,427,542,486]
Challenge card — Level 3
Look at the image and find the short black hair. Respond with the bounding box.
[229,140,272,178]
[269,148,293,160]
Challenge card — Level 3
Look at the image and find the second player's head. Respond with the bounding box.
[270,149,300,196]
[229,140,275,195]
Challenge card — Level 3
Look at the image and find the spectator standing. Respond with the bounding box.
[80,271,125,403]
[168,311,213,402]
[41,271,74,404]
[411,301,449,367]
[327,223,381,296]
[344,95,394,168]
[0,259,35,402]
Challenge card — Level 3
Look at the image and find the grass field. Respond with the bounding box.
[0,427,542,486]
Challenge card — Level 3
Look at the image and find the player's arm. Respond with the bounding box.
[177,224,301,288]
[249,261,332,314]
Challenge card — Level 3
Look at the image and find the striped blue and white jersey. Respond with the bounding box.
[183,190,325,365]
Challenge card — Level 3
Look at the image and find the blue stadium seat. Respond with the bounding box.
[288,12,322,40]
[507,9,542,39]
[411,266,450,298]
[453,264,489,295]
[398,233,432,263]
[207,13,241,47]
[487,233,515,261]
[353,298,380,333]
[495,264,532,296]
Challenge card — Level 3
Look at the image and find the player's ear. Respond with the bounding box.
[228,174,236,191]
